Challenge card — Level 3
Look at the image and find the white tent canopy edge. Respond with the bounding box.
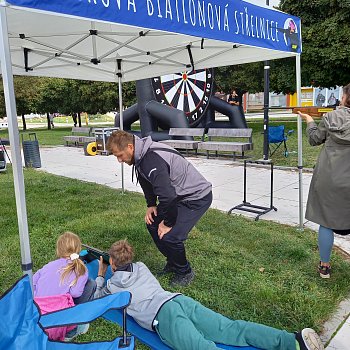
[0,0,303,286]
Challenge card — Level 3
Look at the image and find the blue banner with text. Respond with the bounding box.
[7,0,302,53]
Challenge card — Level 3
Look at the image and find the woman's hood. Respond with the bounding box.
[324,107,350,144]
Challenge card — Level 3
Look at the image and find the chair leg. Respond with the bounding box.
[283,140,288,157]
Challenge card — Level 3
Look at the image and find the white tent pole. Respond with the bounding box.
[117,59,124,194]
[296,54,303,230]
[0,5,33,286]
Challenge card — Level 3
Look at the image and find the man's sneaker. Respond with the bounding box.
[318,263,331,279]
[170,270,195,287]
[295,328,324,350]
[156,262,176,276]
[64,323,90,342]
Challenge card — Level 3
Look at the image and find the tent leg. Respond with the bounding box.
[117,60,124,194]
[263,62,270,160]
[296,54,304,231]
[0,6,33,287]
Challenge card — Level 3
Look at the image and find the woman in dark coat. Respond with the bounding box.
[298,83,350,279]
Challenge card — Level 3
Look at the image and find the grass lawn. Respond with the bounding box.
[0,127,72,147]
[1,168,350,348]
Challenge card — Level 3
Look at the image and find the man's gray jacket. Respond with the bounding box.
[134,136,212,227]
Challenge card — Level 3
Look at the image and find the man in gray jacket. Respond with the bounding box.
[106,130,212,286]
[94,240,324,350]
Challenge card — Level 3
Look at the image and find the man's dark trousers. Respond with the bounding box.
[147,192,212,275]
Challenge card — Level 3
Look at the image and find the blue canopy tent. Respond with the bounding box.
[0,0,303,347]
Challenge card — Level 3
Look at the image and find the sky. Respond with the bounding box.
[247,0,280,8]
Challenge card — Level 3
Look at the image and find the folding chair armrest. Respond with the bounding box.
[40,291,131,328]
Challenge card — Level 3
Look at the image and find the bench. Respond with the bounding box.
[63,126,95,147]
[159,128,205,155]
[197,128,253,160]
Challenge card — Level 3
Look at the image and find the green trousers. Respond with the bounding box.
[154,295,296,350]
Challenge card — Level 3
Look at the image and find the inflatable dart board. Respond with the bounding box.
[151,68,214,127]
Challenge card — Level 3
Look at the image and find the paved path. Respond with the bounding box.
[35,147,350,349]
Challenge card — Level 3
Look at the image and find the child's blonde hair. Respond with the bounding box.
[109,239,134,267]
[56,231,86,287]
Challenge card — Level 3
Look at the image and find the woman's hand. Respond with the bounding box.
[297,111,314,123]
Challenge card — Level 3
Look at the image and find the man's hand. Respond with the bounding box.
[98,256,108,277]
[158,220,172,239]
[145,206,157,225]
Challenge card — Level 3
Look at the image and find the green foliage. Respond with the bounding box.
[14,76,43,115]
[35,77,69,114]
[0,76,137,120]
[216,1,350,93]
[215,63,264,94]
[279,0,350,88]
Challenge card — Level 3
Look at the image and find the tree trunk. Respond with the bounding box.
[78,112,82,127]
[21,113,27,131]
[46,112,51,130]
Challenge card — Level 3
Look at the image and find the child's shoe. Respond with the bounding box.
[295,328,324,350]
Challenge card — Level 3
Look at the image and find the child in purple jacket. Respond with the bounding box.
[33,231,96,341]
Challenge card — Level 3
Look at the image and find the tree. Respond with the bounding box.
[78,80,118,115]
[279,0,350,89]
[215,1,350,93]
[14,76,43,130]
[35,78,68,129]
[215,63,263,94]
[0,76,43,129]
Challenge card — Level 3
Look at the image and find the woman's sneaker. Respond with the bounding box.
[295,328,324,350]
[318,263,331,279]
[64,323,89,342]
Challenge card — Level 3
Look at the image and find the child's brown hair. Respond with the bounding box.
[56,231,86,286]
[109,239,134,267]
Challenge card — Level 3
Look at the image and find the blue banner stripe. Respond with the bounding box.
[6,0,301,53]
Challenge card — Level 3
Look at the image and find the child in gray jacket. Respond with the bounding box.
[94,240,324,350]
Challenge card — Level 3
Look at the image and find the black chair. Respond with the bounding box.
[268,125,294,157]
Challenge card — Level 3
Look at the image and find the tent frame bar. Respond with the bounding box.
[296,54,303,230]
[0,4,33,288]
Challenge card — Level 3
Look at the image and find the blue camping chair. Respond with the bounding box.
[268,125,294,157]
[0,275,135,350]
[83,257,258,350]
